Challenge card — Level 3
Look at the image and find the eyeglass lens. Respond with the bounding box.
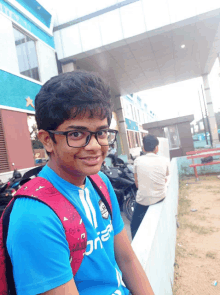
[67,130,116,147]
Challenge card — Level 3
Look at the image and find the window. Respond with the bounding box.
[127,131,141,148]
[132,106,137,122]
[13,27,40,81]
[129,104,134,120]
[135,132,141,147]
[124,100,133,120]
[164,125,180,150]
[0,112,10,172]
[137,109,141,123]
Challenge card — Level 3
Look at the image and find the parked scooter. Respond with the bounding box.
[0,170,21,217]
[0,168,24,217]
[8,169,22,190]
[101,160,136,221]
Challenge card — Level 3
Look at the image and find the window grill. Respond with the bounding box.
[0,111,10,173]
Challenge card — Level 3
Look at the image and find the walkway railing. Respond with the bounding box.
[132,158,179,295]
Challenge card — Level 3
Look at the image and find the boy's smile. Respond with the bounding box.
[42,112,110,187]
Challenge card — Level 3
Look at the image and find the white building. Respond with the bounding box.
[121,94,157,156]
[0,0,58,172]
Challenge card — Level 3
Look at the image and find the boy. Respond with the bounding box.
[6,71,154,294]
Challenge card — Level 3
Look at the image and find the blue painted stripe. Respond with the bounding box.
[0,0,54,48]
[125,117,139,131]
[124,95,134,104]
[0,70,41,112]
[15,0,51,28]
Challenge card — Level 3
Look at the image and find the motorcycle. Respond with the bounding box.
[101,160,136,221]
[8,169,22,190]
[0,168,25,217]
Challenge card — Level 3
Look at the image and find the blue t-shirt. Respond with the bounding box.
[7,165,130,295]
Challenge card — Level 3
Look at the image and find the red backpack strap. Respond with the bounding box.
[0,198,17,295]
[88,174,112,220]
[14,177,87,276]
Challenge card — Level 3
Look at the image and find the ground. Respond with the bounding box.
[173,175,220,295]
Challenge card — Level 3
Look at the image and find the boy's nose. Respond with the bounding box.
[84,134,101,149]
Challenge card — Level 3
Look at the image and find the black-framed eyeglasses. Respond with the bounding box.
[48,129,118,148]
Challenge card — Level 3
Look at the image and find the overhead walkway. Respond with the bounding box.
[52,0,220,148]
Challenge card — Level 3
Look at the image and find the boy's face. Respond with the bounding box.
[45,112,109,183]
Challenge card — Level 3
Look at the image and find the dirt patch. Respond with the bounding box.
[173,175,220,295]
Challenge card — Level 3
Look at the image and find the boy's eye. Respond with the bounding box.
[97,130,107,138]
[68,131,84,139]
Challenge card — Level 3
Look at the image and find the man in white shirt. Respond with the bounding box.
[130,134,169,239]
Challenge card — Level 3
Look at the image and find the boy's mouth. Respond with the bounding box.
[78,156,101,165]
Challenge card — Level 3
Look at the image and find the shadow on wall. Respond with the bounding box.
[177,156,220,178]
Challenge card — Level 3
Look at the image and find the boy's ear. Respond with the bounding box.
[37,130,54,153]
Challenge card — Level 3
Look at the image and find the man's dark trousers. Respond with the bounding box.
[130,199,164,239]
[130,202,149,240]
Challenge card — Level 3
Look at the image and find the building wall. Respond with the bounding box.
[0,14,19,73]
[0,0,57,83]
[1,109,35,170]
[147,121,194,159]
[121,94,157,156]
[147,128,164,138]
[36,41,58,83]
[0,0,54,47]
[177,122,194,155]
[0,0,58,172]
[0,70,41,110]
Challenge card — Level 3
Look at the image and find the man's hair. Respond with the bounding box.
[143,134,159,152]
[35,71,112,131]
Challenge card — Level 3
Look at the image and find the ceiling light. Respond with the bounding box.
[181,44,185,49]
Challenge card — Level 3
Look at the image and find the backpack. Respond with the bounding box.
[0,174,112,295]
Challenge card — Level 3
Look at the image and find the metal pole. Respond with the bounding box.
[201,85,213,147]
[198,91,208,145]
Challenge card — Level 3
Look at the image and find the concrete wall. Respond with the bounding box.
[1,109,35,170]
[132,158,179,294]
[177,155,220,178]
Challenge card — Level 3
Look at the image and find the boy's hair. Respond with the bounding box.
[35,71,112,132]
[143,134,159,152]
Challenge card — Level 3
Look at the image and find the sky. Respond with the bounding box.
[137,58,220,122]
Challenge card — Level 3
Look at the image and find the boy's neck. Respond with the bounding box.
[47,160,86,188]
